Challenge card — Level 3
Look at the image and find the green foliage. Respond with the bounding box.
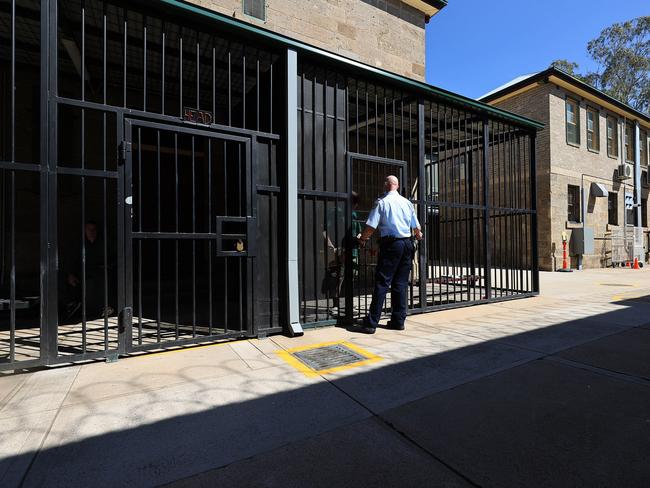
[550,59,580,76]
[553,16,650,114]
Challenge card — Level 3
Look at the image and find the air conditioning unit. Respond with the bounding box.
[617,164,632,180]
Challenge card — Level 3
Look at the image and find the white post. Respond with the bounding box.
[285,48,303,336]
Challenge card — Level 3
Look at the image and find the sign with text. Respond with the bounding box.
[183,107,213,126]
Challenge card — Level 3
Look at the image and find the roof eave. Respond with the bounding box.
[402,0,448,18]
[480,67,650,125]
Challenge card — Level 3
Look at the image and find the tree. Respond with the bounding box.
[552,16,650,114]
[550,59,581,77]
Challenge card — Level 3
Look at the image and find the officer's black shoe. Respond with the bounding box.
[357,324,376,334]
[386,320,405,331]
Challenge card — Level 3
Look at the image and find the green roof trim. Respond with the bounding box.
[159,0,544,131]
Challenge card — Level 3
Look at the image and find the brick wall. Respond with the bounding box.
[191,0,427,80]
[493,81,650,270]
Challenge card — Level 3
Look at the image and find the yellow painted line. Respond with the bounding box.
[276,340,382,377]
[612,291,649,302]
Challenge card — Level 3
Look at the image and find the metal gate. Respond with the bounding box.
[124,120,255,352]
[346,154,406,322]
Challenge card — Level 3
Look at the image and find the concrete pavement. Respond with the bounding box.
[1,269,649,487]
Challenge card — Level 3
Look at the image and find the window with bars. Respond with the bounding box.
[606,116,618,157]
[586,107,599,152]
[567,184,581,223]
[608,192,618,226]
[565,98,580,145]
[243,0,266,21]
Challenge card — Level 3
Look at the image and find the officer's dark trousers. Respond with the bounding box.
[366,238,414,328]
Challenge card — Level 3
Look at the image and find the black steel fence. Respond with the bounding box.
[296,59,538,327]
[0,0,539,370]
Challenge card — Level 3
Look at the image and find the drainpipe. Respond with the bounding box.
[284,48,303,337]
[634,121,642,227]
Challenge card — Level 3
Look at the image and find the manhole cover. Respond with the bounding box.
[292,344,366,371]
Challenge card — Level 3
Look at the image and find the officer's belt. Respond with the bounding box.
[379,236,411,244]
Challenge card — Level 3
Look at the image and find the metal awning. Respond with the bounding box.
[591,182,609,197]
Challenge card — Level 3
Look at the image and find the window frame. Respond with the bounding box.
[567,184,581,223]
[565,97,580,146]
[625,122,635,163]
[606,116,619,158]
[242,0,267,22]
[607,192,618,226]
[640,129,648,166]
[586,106,600,152]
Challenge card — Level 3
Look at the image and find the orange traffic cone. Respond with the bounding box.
[633,257,640,270]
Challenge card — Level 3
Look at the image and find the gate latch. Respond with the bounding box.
[119,141,132,161]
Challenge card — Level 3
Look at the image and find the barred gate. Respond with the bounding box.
[0,0,539,370]
[296,60,538,327]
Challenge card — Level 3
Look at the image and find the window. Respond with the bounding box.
[643,198,648,227]
[640,130,648,166]
[608,192,618,226]
[625,122,635,162]
[567,184,581,223]
[243,0,266,21]
[625,192,636,226]
[586,108,599,151]
[606,116,618,157]
[566,98,580,145]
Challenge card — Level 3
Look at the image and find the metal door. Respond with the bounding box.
[123,120,256,352]
[345,154,407,322]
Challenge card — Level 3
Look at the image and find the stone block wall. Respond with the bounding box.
[494,80,650,270]
[191,0,427,80]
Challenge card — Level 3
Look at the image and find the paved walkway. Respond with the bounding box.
[1,269,650,487]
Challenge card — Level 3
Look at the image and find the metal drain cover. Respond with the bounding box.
[600,283,634,287]
[292,344,366,371]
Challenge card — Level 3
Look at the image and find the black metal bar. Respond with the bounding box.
[530,131,539,292]
[162,26,166,115]
[417,100,426,308]
[208,139,213,335]
[192,136,196,336]
[137,126,143,344]
[143,16,147,111]
[175,132,179,339]
[482,117,492,299]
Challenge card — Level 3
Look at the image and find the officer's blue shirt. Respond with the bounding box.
[365,190,420,238]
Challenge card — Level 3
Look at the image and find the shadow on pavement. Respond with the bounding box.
[2,296,650,488]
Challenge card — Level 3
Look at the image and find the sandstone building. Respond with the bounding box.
[191,0,446,80]
[481,67,650,270]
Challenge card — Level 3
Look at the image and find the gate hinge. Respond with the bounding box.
[120,141,132,161]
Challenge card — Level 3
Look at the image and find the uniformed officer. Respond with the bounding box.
[357,175,422,334]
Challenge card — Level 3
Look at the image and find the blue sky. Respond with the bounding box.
[425,0,648,99]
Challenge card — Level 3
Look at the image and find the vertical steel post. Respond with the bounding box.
[482,117,492,300]
[285,49,303,336]
[417,100,426,309]
[529,131,540,293]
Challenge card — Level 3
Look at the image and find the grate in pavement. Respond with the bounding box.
[600,283,634,286]
[292,344,367,371]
